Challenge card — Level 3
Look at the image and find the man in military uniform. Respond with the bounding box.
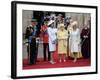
[27,18,40,65]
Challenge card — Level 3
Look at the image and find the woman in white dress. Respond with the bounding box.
[70,21,81,62]
[47,20,57,64]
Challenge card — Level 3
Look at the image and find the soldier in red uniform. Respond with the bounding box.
[40,21,51,61]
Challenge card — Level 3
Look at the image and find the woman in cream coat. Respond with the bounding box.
[57,24,68,62]
[70,21,82,62]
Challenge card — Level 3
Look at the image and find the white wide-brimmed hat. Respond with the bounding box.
[48,20,55,26]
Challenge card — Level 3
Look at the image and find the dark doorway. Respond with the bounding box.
[33,11,44,35]
[33,11,65,35]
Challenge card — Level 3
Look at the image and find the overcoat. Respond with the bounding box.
[47,27,57,52]
[57,30,68,54]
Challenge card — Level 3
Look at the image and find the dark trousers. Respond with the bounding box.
[28,38,37,65]
[29,44,37,64]
[36,42,39,61]
[81,40,90,58]
[43,43,51,61]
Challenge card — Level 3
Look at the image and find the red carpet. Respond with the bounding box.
[23,52,91,70]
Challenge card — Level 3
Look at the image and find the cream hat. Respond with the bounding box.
[72,21,78,26]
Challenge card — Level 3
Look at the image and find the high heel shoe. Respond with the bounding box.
[73,58,77,63]
[64,59,66,62]
[59,59,62,63]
